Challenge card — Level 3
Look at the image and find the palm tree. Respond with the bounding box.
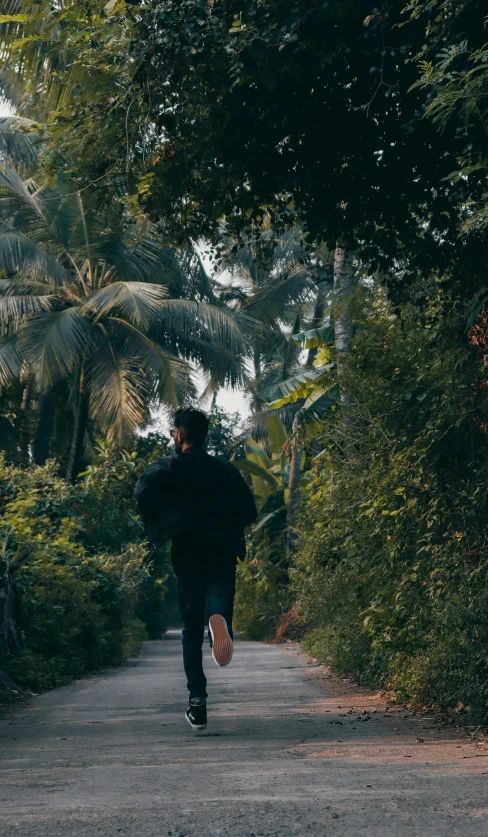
[220,228,329,419]
[221,229,335,550]
[0,127,249,480]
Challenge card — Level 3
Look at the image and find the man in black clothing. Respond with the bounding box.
[134,408,257,731]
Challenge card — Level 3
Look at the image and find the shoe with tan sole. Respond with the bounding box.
[209,614,233,666]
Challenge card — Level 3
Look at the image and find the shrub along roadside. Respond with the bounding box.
[0,442,170,696]
[233,493,290,641]
[293,283,488,724]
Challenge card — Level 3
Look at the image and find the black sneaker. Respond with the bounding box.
[185,698,207,731]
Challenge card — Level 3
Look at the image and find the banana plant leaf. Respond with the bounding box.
[232,458,279,489]
[292,324,334,349]
[293,384,341,438]
[269,462,285,476]
[301,383,340,413]
[245,437,273,468]
[252,507,286,533]
[255,368,324,409]
[267,414,288,455]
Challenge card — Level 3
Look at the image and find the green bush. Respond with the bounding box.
[77,440,171,638]
[0,441,170,693]
[234,494,290,640]
[293,283,488,722]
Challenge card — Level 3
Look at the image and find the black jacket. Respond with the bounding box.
[134,447,257,568]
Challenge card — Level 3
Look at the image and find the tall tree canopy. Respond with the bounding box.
[405,0,488,233]
[0,118,251,476]
[2,0,487,296]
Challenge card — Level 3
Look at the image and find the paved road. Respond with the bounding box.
[2,639,488,836]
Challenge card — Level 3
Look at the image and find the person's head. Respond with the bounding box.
[173,408,209,452]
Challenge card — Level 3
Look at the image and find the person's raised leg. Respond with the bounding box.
[206,559,236,667]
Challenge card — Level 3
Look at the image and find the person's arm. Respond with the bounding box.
[225,461,258,527]
[134,457,173,525]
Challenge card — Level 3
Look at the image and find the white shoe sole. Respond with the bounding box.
[209,614,233,667]
[185,711,207,731]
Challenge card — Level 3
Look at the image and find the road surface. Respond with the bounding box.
[1,639,488,836]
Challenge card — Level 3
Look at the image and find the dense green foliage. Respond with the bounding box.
[293,283,488,720]
[2,0,488,726]
[0,381,34,466]
[234,493,289,641]
[0,440,170,694]
[405,0,488,231]
[3,0,485,282]
[232,275,488,721]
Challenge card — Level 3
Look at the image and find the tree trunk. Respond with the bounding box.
[32,385,57,466]
[333,246,354,364]
[333,246,355,449]
[21,384,31,411]
[287,415,301,555]
[307,267,332,367]
[282,314,300,379]
[286,271,332,551]
[66,366,89,484]
[19,384,32,466]
[0,545,33,697]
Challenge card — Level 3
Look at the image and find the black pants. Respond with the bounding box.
[176,560,236,700]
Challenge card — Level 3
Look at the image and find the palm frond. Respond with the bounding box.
[107,227,182,285]
[0,116,41,172]
[20,308,98,389]
[0,280,55,320]
[154,300,251,356]
[0,335,23,386]
[106,317,186,407]
[0,4,79,117]
[247,266,316,323]
[86,342,146,441]
[0,275,57,294]
[0,164,76,281]
[198,372,219,406]
[189,335,249,388]
[0,226,72,283]
[171,245,218,301]
[52,188,122,265]
[81,282,168,329]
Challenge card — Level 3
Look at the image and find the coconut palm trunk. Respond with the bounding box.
[307,267,332,367]
[287,276,330,549]
[19,383,31,465]
[287,414,301,555]
[32,385,57,466]
[21,384,31,411]
[333,246,354,366]
[333,245,355,456]
[66,366,89,483]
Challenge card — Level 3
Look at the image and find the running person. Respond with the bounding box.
[134,408,257,730]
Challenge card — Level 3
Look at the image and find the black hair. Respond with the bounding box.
[173,408,209,447]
